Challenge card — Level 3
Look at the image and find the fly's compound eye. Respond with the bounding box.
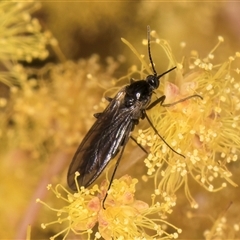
[146,75,159,89]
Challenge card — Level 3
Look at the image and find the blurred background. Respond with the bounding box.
[38,2,240,62]
[1,1,240,239]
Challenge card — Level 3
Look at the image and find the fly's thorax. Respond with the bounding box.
[124,80,153,108]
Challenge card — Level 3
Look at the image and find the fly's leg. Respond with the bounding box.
[130,136,148,154]
[145,94,202,158]
[102,138,128,209]
[147,94,202,110]
[144,110,185,158]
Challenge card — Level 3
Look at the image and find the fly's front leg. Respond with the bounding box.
[146,95,166,110]
[146,94,202,110]
[162,94,203,107]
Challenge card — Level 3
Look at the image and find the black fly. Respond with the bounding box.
[67,26,202,208]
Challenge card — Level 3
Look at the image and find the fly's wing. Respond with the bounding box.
[67,89,134,190]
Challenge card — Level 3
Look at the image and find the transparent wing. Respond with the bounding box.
[67,89,134,190]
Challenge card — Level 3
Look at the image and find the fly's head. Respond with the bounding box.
[146,74,159,90]
[124,80,153,108]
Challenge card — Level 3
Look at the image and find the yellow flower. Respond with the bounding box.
[0,54,119,159]
[37,174,181,239]
[136,31,240,207]
[204,215,240,240]
[0,1,54,65]
[188,203,240,240]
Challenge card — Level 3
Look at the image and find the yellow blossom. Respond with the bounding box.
[204,216,240,240]
[188,204,240,240]
[135,31,240,207]
[37,174,181,239]
[0,55,119,158]
[1,2,239,240]
[0,1,54,66]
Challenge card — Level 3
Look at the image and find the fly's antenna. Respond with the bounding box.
[157,66,177,80]
[147,26,176,79]
[147,25,157,76]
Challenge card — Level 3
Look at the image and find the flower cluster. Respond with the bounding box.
[136,30,240,207]
[204,216,240,240]
[37,31,240,239]
[0,1,55,66]
[0,55,120,158]
[0,1,58,154]
[1,1,239,239]
[0,2,57,238]
[37,174,181,240]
